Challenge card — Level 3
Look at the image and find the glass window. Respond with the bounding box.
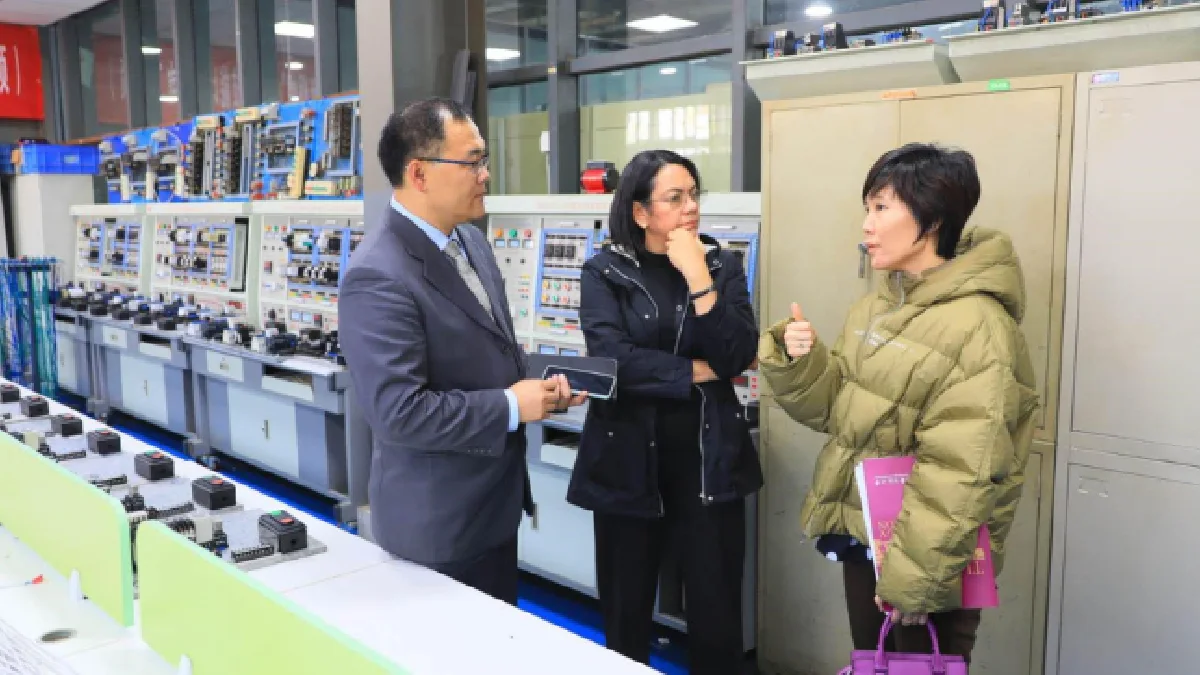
[76,1,129,136]
[764,0,909,24]
[578,0,731,55]
[579,55,732,191]
[486,0,549,72]
[336,0,358,91]
[486,82,549,195]
[196,0,242,111]
[275,0,317,102]
[139,0,182,125]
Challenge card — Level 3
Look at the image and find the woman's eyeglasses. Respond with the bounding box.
[648,189,705,209]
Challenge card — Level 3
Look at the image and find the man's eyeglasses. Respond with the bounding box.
[417,154,490,174]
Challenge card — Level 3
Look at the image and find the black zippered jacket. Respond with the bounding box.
[565,235,765,518]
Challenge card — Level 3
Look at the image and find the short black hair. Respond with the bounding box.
[862,143,981,259]
[607,150,702,257]
[377,97,472,188]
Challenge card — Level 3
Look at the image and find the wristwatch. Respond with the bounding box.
[688,285,715,301]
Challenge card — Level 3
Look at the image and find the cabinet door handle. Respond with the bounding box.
[143,380,149,396]
[262,420,270,440]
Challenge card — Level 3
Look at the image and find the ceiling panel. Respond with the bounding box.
[0,0,110,26]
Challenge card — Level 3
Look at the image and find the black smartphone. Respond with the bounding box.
[542,365,615,401]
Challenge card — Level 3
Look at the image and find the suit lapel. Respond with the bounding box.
[389,211,507,342]
[458,226,516,342]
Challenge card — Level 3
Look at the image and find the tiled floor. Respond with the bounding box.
[52,392,693,674]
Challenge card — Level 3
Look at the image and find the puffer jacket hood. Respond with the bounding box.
[885,227,1026,323]
[757,226,1039,615]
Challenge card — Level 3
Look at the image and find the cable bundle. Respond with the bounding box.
[0,257,59,395]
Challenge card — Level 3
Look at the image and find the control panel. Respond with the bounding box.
[152,216,250,294]
[216,107,265,201]
[532,220,604,352]
[71,209,148,295]
[489,217,540,336]
[121,130,152,203]
[700,220,761,309]
[256,101,318,200]
[185,113,225,200]
[98,135,127,204]
[257,215,363,334]
[306,96,362,199]
[146,122,191,203]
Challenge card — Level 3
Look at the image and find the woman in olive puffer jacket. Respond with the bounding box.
[758,143,1040,663]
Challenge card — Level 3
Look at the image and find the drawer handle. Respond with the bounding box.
[219,359,229,371]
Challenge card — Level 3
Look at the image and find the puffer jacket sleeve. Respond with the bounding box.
[757,316,847,435]
[580,262,694,400]
[875,311,1038,613]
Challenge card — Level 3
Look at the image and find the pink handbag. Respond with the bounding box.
[838,616,968,675]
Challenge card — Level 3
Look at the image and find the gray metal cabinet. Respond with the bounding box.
[1047,61,1200,675]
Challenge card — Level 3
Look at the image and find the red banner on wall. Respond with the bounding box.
[0,24,44,121]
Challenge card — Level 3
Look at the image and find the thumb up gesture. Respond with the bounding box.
[783,302,816,358]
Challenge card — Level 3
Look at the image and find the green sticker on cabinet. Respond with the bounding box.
[988,79,1011,92]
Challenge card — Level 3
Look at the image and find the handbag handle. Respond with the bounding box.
[874,615,947,674]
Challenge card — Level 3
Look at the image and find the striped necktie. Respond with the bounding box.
[444,238,495,322]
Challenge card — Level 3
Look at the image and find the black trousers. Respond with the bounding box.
[843,558,983,663]
[425,535,519,605]
[594,499,746,674]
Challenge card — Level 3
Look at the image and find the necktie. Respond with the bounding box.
[444,238,495,322]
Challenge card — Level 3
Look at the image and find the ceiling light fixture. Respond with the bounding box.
[159,95,179,103]
[289,95,300,102]
[804,4,834,18]
[274,21,315,39]
[660,67,678,75]
[286,61,304,70]
[627,14,698,33]
[485,47,521,61]
[141,46,162,55]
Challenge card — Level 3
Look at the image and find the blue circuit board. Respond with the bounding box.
[255,100,319,201]
[305,95,362,200]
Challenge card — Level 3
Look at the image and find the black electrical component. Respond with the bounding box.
[88,302,109,316]
[87,429,121,455]
[0,383,18,403]
[50,448,86,462]
[19,396,49,418]
[89,474,128,489]
[156,316,177,331]
[134,313,153,326]
[51,414,83,437]
[112,307,133,321]
[36,440,51,457]
[266,334,297,356]
[135,450,175,481]
[258,510,308,555]
[192,475,237,510]
[122,489,146,513]
[231,543,275,563]
[822,22,848,49]
[148,501,194,520]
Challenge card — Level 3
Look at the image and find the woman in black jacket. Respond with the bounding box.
[567,150,763,674]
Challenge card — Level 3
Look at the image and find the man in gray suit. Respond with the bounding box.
[339,98,585,603]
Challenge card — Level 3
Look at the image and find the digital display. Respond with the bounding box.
[539,345,557,355]
[560,349,579,357]
[495,239,506,248]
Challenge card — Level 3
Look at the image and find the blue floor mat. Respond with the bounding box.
[52,390,692,673]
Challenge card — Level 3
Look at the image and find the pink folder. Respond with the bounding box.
[855,455,999,609]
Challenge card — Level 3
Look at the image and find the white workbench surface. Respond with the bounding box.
[0,382,656,674]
